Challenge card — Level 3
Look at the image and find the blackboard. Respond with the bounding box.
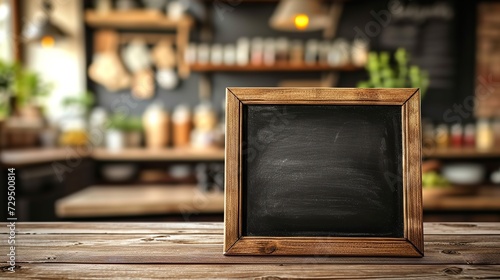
[242,105,403,237]
[224,88,423,257]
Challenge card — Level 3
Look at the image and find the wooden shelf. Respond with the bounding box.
[423,147,500,159]
[0,147,224,166]
[189,63,363,72]
[92,147,225,161]
[423,186,500,211]
[0,148,90,166]
[55,185,224,218]
[85,10,193,29]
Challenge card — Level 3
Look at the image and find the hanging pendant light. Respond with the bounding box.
[23,0,68,48]
[269,0,330,32]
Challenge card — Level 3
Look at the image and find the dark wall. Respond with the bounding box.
[85,0,476,122]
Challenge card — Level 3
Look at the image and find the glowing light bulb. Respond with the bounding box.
[41,36,55,48]
[294,14,309,30]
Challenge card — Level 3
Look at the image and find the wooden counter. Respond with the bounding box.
[55,185,224,218]
[1,222,499,278]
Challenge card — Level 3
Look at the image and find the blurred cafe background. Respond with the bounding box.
[0,0,499,222]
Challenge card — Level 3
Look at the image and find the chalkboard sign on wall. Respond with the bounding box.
[224,88,423,257]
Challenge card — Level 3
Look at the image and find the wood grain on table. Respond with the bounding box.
[1,222,499,279]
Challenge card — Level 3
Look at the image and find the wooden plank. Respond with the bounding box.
[227,237,422,257]
[1,234,499,265]
[9,222,225,235]
[404,90,424,254]
[92,147,224,161]
[4,222,499,235]
[224,89,241,252]
[425,223,500,234]
[0,148,90,166]
[85,10,193,30]
[7,264,500,279]
[190,63,362,72]
[55,186,224,218]
[229,87,417,105]
[423,147,500,159]
[0,147,225,166]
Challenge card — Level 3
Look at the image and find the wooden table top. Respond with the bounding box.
[2,222,500,279]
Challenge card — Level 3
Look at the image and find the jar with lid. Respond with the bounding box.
[263,38,276,66]
[435,124,449,149]
[143,103,170,149]
[250,37,264,65]
[450,123,463,148]
[172,105,192,147]
[236,37,250,66]
[223,44,236,65]
[304,39,319,65]
[464,123,476,147]
[210,44,223,65]
[275,37,289,63]
[289,40,304,65]
[476,118,494,150]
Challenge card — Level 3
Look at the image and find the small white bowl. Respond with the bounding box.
[441,163,485,185]
[102,164,137,182]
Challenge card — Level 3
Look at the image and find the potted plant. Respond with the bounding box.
[58,92,96,147]
[0,60,17,120]
[106,113,128,151]
[12,67,52,120]
[61,91,95,121]
[357,48,429,98]
[123,116,143,148]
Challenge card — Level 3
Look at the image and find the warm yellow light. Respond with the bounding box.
[294,14,309,30]
[41,36,55,48]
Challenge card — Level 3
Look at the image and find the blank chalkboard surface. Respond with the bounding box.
[224,88,423,256]
[242,105,403,237]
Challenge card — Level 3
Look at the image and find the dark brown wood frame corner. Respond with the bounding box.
[224,88,423,257]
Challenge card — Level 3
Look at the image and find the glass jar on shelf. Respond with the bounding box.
[476,118,494,150]
[435,124,449,149]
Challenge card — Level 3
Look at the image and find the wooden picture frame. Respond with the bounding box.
[224,88,423,257]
